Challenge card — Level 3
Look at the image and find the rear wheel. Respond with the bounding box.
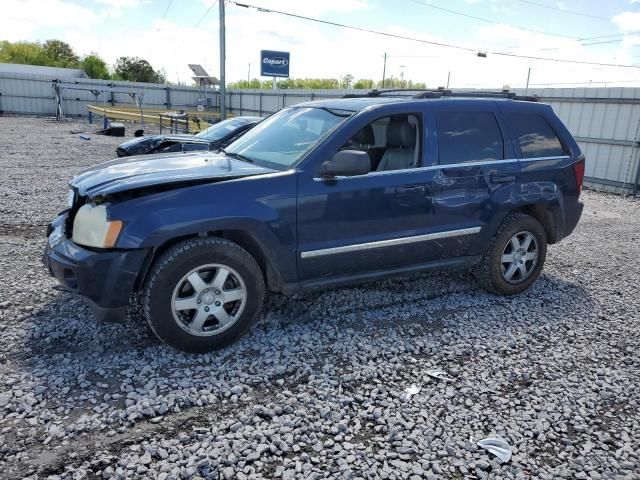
[474,213,547,295]
[143,238,265,353]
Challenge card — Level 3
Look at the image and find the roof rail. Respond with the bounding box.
[343,88,538,102]
[442,90,539,102]
[342,88,449,99]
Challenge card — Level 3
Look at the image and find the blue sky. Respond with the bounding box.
[3,0,640,88]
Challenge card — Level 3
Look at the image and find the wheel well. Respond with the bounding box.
[513,204,559,244]
[135,230,281,294]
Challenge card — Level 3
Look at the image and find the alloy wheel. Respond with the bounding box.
[171,263,247,337]
[500,231,539,284]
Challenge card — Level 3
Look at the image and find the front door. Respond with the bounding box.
[296,111,444,281]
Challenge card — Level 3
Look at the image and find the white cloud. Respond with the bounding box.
[94,0,146,18]
[4,0,640,89]
[613,11,640,31]
[0,0,100,41]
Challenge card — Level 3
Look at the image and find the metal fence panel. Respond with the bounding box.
[1,69,638,194]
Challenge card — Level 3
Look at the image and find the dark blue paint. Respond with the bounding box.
[44,96,584,311]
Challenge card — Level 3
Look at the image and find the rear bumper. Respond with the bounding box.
[562,200,584,238]
[43,215,149,312]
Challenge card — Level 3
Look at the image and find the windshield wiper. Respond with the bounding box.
[222,149,254,163]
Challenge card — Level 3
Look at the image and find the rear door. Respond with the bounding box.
[429,103,521,258]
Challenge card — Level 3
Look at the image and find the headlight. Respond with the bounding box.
[72,204,123,248]
[66,189,75,208]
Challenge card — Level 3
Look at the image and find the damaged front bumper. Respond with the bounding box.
[43,214,150,321]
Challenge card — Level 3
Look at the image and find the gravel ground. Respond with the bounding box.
[0,116,639,480]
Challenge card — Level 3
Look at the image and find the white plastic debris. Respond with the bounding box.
[477,437,512,463]
[426,369,454,381]
[402,384,421,401]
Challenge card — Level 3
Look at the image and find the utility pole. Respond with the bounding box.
[382,52,387,89]
[446,71,450,89]
[247,63,251,85]
[219,0,226,120]
[525,67,531,94]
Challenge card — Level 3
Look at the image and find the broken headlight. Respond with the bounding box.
[66,189,75,209]
[72,204,123,249]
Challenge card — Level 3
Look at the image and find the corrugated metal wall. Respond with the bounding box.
[0,73,216,117]
[1,69,638,194]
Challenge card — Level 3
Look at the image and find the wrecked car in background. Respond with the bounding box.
[43,90,584,354]
[115,116,261,157]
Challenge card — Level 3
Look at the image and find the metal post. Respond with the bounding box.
[446,71,450,89]
[247,63,251,85]
[525,67,531,94]
[382,52,387,88]
[219,0,226,120]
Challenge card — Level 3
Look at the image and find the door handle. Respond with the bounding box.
[395,185,426,194]
[489,174,515,184]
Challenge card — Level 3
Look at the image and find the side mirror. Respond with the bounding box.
[318,150,370,178]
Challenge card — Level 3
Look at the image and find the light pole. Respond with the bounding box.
[382,52,387,89]
[219,0,226,120]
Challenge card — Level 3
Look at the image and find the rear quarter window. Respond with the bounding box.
[436,111,504,164]
[507,112,566,159]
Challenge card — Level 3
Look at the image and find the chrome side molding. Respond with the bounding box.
[300,226,482,259]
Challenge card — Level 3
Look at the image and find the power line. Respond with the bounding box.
[517,0,610,21]
[229,1,476,53]
[579,30,640,41]
[228,1,640,69]
[409,0,634,46]
[162,0,173,19]
[195,0,218,27]
[491,51,640,69]
[407,0,579,40]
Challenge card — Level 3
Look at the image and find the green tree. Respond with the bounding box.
[81,54,110,79]
[340,74,354,89]
[0,40,49,65]
[353,79,374,89]
[43,39,79,67]
[113,56,165,83]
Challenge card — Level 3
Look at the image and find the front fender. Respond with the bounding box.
[108,172,298,284]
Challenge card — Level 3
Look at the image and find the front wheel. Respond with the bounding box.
[474,213,547,295]
[142,238,265,353]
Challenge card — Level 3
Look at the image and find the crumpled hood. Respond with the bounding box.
[72,151,277,198]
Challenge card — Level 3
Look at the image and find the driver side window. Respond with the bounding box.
[340,114,422,172]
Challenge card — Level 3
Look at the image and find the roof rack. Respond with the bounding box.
[343,88,538,102]
[342,88,448,99]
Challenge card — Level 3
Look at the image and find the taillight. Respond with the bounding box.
[573,158,585,196]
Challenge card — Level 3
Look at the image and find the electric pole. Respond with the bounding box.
[525,67,531,94]
[446,71,451,89]
[219,0,226,120]
[382,52,387,89]
[247,63,251,85]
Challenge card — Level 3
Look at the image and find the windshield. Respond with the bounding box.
[224,107,352,169]
[196,118,249,141]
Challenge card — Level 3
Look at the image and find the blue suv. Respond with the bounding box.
[43,90,585,353]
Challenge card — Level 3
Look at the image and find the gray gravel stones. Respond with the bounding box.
[0,117,639,479]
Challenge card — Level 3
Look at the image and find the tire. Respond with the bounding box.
[142,237,265,353]
[474,213,547,295]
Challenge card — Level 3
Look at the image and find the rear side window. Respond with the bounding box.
[437,111,504,165]
[507,112,566,158]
